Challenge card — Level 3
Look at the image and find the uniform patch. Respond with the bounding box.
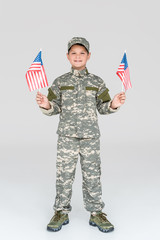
[97,88,111,102]
[47,87,57,101]
[86,87,98,92]
[60,86,74,90]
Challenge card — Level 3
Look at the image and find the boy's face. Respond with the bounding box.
[66,44,91,70]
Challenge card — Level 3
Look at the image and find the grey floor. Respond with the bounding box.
[1,140,160,240]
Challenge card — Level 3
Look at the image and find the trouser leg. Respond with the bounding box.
[79,137,105,212]
[53,135,79,214]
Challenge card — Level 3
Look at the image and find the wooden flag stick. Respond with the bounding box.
[121,82,124,92]
[121,49,126,92]
[37,48,42,93]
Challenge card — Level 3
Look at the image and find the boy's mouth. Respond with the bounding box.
[74,60,82,62]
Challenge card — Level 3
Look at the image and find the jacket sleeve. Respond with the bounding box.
[39,78,61,116]
[96,79,120,115]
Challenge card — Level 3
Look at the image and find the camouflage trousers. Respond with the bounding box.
[53,135,105,214]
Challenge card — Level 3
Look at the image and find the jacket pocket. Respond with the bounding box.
[85,87,98,105]
[61,86,74,106]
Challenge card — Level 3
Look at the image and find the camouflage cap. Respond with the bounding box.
[68,37,90,52]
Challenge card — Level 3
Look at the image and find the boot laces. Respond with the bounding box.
[97,212,108,223]
[51,211,62,221]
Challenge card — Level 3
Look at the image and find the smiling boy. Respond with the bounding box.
[36,37,126,233]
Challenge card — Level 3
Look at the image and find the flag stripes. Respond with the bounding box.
[26,51,48,91]
[116,52,132,91]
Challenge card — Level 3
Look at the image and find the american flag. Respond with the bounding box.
[116,51,132,91]
[26,50,48,91]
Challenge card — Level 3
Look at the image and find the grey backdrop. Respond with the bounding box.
[0,0,160,240]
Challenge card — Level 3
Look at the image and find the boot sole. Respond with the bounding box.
[89,220,114,233]
[47,219,69,232]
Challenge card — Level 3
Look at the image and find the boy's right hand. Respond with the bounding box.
[36,91,51,110]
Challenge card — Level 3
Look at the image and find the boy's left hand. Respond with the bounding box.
[110,92,126,109]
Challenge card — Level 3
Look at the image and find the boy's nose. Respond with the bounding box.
[75,56,81,59]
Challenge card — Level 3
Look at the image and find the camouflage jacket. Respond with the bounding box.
[40,67,120,138]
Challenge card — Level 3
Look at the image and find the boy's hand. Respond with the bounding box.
[110,92,126,109]
[36,91,51,110]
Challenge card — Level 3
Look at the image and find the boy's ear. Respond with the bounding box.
[66,53,69,60]
[88,52,91,60]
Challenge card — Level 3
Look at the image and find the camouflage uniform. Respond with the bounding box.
[40,37,120,214]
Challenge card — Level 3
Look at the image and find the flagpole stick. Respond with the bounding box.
[122,50,126,92]
[38,48,42,92]
[38,48,42,94]
[121,82,124,92]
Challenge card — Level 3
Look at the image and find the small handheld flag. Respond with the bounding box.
[26,50,48,91]
[116,51,132,91]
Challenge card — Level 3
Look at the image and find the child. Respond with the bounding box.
[36,37,126,233]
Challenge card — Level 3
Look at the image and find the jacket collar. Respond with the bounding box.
[70,67,89,77]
